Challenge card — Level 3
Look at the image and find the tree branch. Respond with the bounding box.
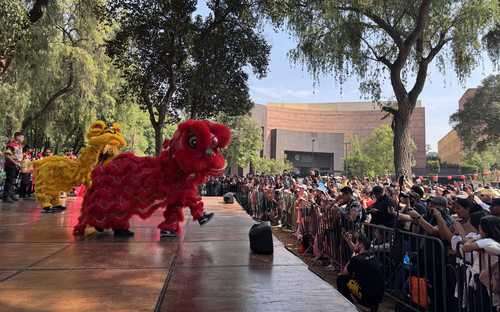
[22,61,74,130]
[335,5,403,47]
[359,36,392,67]
[403,0,431,47]
[409,32,452,103]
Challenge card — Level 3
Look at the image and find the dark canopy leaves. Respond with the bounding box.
[106,0,270,121]
[259,0,498,101]
[451,74,500,152]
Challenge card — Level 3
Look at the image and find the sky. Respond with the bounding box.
[247,26,497,153]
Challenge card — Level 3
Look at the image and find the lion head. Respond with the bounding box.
[165,120,231,176]
[86,121,127,161]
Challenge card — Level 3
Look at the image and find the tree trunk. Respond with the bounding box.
[153,124,163,156]
[393,108,413,179]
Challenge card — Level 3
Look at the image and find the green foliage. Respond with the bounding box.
[451,74,500,151]
[106,0,270,154]
[253,158,293,175]
[427,159,441,174]
[483,24,500,67]
[0,0,29,77]
[217,114,263,169]
[345,125,395,177]
[262,0,498,94]
[462,144,499,174]
[260,0,499,177]
[0,0,152,155]
[344,137,373,178]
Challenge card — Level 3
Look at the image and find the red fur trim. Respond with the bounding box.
[73,120,231,234]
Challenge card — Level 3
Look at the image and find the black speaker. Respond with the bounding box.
[249,223,273,254]
[223,192,234,204]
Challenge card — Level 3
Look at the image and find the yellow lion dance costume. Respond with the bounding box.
[33,121,126,212]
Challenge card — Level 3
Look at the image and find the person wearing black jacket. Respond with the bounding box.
[337,234,385,311]
[369,186,396,228]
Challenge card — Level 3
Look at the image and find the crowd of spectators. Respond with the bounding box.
[1,131,76,203]
[203,172,500,312]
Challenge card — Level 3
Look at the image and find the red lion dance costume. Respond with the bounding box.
[73,120,231,237]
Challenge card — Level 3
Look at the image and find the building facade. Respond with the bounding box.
[438,130,464,165]
[251,101,426,175]
[438,88,476,166]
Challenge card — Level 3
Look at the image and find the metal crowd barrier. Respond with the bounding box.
[363,223,449,312]
[230,187,497,312]
[454,242,500,312]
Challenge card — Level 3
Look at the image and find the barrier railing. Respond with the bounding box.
[363,223,449,312]
[201,184,499,312]
[454,242,500,312]
[233,186,500,312]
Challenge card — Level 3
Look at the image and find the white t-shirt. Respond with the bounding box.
[476,238,500,256]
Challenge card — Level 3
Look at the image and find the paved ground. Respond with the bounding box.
[0,196,357,312]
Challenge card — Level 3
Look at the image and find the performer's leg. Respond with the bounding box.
[188,199,204,220]
[158,206,184,237]
[36,190,54,212]
[112,219,134,237]
[186,197,214,226]
[50,196,66,212]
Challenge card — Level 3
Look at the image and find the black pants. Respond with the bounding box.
[19,173,32,197]
[2,165,19,200]
[337,275,380,311]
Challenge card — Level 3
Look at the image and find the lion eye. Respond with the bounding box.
[188,135,198,149]
[211,136,218,147]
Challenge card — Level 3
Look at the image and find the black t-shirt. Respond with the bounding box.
[347,252,384,302]
[347,252,385,302]
[370,195,395,227]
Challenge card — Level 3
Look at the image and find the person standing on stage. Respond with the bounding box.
[2,132,24,203]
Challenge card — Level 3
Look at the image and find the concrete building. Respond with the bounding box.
[438,88,476,166]
[251,101,426,175]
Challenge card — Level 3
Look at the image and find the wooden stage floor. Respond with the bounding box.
[0,196,357,312]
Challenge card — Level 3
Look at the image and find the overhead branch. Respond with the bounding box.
[335,6,403,47]
[424,33,452,62]
[382,105,398,115]
[359,36,392,67]
[403,0,431,47]
[22,61,74,130]
[409,32,452,102]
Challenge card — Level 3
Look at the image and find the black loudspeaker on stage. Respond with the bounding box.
[249,222,274,255]
[223,192,234,204]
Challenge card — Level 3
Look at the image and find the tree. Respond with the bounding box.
[0,1,29,79]
[0,0,142,153]
[217,114,263,170]
[106,0,270,155]
[0,0,52,79]
[450,74,500,151]
[344,137,372,177]
[260,0,498,178]
[426,151,440,174]
[462,144,499,182]
[345,125,396,177]
[253,158,293,175]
